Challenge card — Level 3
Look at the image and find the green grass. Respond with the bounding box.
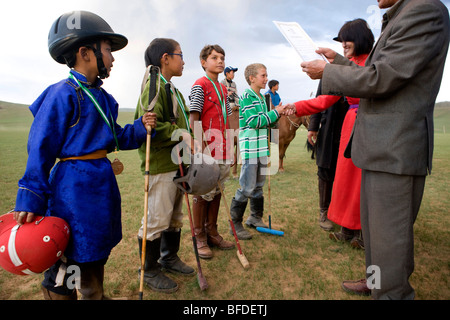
[0,101,449,300]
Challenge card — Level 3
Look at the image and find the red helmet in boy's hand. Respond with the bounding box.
[0,212,70,276]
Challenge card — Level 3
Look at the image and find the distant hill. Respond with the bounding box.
[1,100,449,132]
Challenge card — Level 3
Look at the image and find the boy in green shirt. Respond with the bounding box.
[230,63,288,239]
[134,38,198,293]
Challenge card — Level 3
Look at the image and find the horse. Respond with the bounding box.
[228,107,240,178]
[275,114,310,173]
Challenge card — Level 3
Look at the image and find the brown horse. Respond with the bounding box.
[275,115,310,173]
[228,108,240,178]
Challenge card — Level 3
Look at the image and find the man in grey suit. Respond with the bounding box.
[300,0,449,299]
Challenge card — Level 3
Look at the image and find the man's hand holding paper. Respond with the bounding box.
[301,48,337,80]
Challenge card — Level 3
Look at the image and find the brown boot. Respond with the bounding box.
[206,194,235,250]
[329,226,354,242]
[318,178,334,231]
[192,195,213,259]
[42,285,77,300]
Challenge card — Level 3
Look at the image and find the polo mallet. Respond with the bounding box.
[198,127,250,269]
[256,94,284,237]
[217,182,250,269]
[139,65,160,300]
[165,82,208,291]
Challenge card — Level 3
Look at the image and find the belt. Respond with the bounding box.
[60,150,108,162]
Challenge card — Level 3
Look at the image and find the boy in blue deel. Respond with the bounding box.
[12,11,156,300]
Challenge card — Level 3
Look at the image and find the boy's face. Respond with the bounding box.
[166,45,184,77]
[251,68,268,91]
[99,40,114,78]
[201,50,225,75]
[226,71,235,80]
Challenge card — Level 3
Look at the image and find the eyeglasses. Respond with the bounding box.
[168,53,183,60]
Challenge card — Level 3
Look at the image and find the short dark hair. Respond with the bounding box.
[144,38,179,67]
[337,19,374,56]
[199,44,225,70]
[268,80,279,89]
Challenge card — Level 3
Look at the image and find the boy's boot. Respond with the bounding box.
[245,196,269,228]
[318,178,334,231]
[159,229,195,275]
[230,197,252,240]
[329,226,354,242]
[42,286,78,300]
[192,195,213,259]
[138,237,178,293]
[205,193,235,250]
[78,263,106,300]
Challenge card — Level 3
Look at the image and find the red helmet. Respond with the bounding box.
[0,212,70,276]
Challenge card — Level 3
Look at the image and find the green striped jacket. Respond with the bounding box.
[239,88,280,160]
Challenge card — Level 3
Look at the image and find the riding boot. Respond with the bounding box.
[205,193,235,250]
[138,237,178,293]
[245,196,269,228]
[230,197,252,240]
[159,229,195,275]
[78,263,107,300]
[192,195,213,259]
[318,178,334,231]
[42,286,78,300]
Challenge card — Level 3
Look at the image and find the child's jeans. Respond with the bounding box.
[234,156,268,202]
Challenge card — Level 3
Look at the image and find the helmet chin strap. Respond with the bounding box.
[90,41,109,79]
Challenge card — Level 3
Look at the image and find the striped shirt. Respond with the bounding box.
[239,88,280,160]
[189,82,232,116]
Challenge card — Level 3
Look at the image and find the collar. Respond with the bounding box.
[351,53,369,66]
[382,0,406,31]
[70,69,103,88]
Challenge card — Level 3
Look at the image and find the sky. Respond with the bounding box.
[1,0,449,109]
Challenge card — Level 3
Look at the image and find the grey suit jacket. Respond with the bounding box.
[321,0,449,176]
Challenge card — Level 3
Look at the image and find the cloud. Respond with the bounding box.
[0,0,449,109]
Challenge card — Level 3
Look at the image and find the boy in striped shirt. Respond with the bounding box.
[188,44,235,259]
[230,63,288,240]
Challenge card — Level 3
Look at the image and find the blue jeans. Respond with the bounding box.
[234,157,268,202]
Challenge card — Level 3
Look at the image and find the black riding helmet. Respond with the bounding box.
[48,11,128,79]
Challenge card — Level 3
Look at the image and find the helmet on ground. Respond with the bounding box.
[48,10,128,78]
[0,212,70,276]
[173,153,220,195]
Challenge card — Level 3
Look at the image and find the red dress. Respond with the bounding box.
[294,54,368,230]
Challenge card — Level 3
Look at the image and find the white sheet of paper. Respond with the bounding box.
[273,21,328,63]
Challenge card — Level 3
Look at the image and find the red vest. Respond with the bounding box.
[193,77,231,160]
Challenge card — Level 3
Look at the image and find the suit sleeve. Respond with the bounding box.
[322,2,448,98]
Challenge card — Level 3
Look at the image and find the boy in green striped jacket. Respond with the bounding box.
[229,63,289,239]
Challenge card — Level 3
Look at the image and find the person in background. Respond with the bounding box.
[286,19,375,249]
[265,80,281,108]
[221,66,240,112]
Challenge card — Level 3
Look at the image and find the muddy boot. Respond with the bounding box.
[192,195,213,259]
[245,196,268,228]
[138,237,178,293]
[350,230,364,250]
[329,227,354,242]
[318,178,334,231]
[206,194,235,250]
[159,229,195,275]
[230,197,252,240]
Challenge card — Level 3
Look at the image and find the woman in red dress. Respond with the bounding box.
[288,19,374,248]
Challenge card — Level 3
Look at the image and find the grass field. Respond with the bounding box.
[0,100,449,300]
